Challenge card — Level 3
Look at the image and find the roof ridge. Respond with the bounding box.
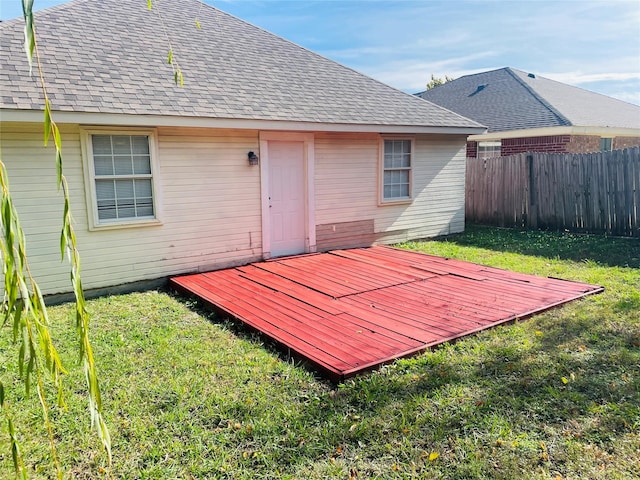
[207,2,479,123]
[158,0,485,128]
[455,66,510,81]
[504,67,572,126]
[416,95,486,128]
[0,0,484,129]
[519,68,640,109]
[0,0,91,24]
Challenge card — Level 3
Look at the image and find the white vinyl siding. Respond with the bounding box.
[1,123,465,296]
[381,138,413,203]
[1,123,261,295]
[315,132,467,244]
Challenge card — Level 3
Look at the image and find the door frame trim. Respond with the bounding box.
[259,131,316,259]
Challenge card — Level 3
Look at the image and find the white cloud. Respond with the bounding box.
[610,91,640,105]
[542,71,640,85]
[360,56,501,92]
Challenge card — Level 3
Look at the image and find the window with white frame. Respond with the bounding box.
[381,139,412,202]
[477,141,501,159]
[83,131,159,228]
[600,137,613,152]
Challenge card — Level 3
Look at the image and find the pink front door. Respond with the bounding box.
[268,141,306,257]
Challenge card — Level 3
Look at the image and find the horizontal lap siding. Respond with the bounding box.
[157,129,261,251]
[1,124,467,295]
[314,133,466,246]
[1,123,262,294]
[314,133,380,250]
[315,133,380,223]
[395,134,467,237]
[1,123,84,295]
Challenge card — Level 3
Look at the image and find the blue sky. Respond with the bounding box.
[2,0,639,105]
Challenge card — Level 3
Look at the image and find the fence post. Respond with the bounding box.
[527,154,538,229]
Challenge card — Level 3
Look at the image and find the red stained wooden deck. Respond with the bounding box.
[169,246,603,382]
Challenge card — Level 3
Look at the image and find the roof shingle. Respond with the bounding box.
[419,67,640,132]
[0,0,482,130]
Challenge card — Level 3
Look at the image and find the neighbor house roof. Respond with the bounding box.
[418,67,640,133]
[0,0,483,133]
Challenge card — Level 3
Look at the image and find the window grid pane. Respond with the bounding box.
[92,135,155,222]
[133,155,151,174]
[94,156,114,175]
[383,140,411,200]
[600,138,612,152]
[477,141,501,159]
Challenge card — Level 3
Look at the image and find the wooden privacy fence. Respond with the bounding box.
[465,147,640,237]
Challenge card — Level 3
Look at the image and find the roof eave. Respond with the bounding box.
[469,125,640,141]
[0,109,487,135]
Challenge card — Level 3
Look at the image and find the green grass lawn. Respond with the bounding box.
[1,225,639,479]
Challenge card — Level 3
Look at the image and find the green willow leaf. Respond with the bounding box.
[2,199,12,242]
[43,100,51,145]
[2,156,84,475]
[8,414,28,480]
[20,0,34,20]
[56,154,63,190]
[60,199,70,260]
[17,276,29,304]
[18,338,26,378]
[12,300,23,342]
[167,48,173,65]
[195,19,201,29]
[25,353,34,398]
[52,125,63,189]
[21,0,35,75]
[52,123,62,150]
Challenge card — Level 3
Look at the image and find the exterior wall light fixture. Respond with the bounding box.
[248,151,259,166]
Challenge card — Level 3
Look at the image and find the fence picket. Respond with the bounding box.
[465,147,640,237]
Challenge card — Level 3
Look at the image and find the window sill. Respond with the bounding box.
[379,198,413,206]
[88,218,163,232]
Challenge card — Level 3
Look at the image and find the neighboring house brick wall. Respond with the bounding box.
[565,135,601,153]
[466,141,478,158]
[501,135,571,155]
[467,135,640,158]
[614,137,640,150]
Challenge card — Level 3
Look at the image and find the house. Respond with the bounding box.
[417,67,640,158]
[0,0,484,296]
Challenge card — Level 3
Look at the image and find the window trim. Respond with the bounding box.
[379,136,414,205]
[80,127,162,231]
[477,141,501,159]
[600,137,613,152]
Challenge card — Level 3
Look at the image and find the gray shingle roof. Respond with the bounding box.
[0,0,482,130]
[419,67,640,132]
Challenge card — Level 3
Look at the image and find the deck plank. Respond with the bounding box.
[169,246,603,381]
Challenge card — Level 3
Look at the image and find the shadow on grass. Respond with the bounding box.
[176,289,638,468]
[284,311,640,476]
[443,224,640,269]
[167,289,336,382]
